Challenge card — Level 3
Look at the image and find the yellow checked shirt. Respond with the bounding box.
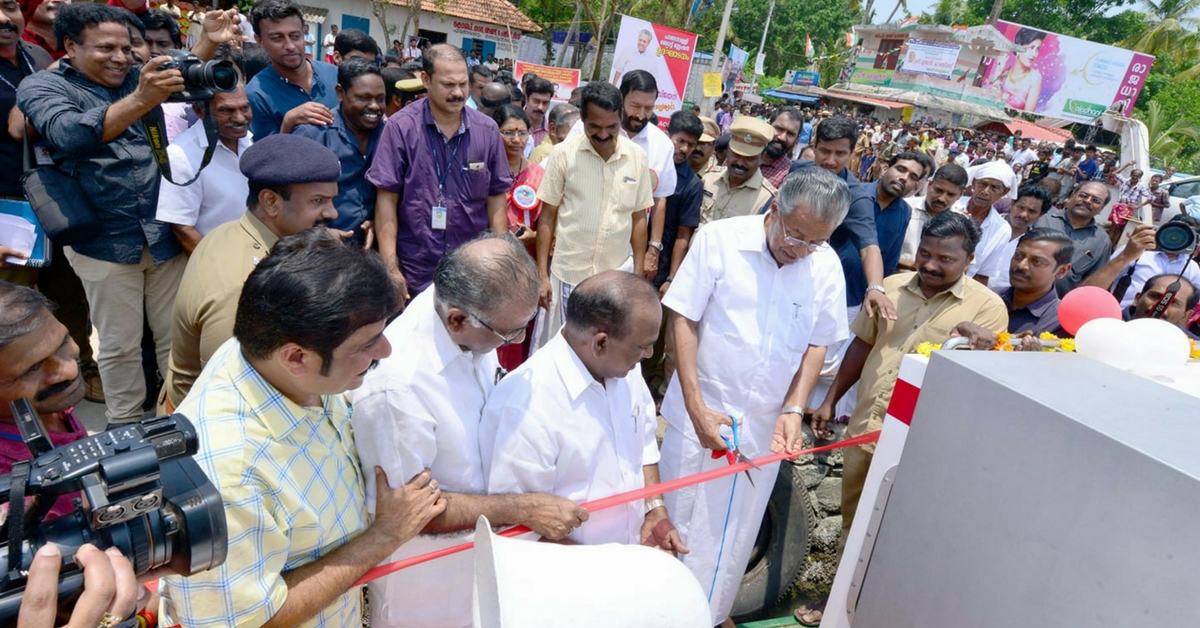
[538,133,654,287]
[847,272,1008,454]
[159,339,369,628]
[699,167,777,226]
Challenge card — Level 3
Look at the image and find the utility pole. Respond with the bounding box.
[756,0,777,75]
[709,0,736,76]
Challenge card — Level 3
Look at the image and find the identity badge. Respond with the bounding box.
[432,206,448,230]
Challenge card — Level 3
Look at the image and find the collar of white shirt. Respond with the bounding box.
[425,289,474,375]
[549,333,604,401]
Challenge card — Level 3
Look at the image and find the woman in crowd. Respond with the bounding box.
[491,104,544,369]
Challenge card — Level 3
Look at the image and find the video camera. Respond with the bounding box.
[0,399,227,623]
[160,49,239,103]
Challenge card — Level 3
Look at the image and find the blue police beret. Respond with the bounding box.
[239,133,342,184]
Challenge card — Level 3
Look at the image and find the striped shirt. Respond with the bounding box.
[159,339,368,628]
[538,133,654,286]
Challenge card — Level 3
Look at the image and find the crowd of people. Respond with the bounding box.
[1,0,1199,627]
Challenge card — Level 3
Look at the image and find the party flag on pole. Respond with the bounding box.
[805,34,814,57]
[898,15,919,30]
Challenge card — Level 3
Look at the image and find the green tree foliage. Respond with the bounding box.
[963,0,1143,44]
[686,0,860,76]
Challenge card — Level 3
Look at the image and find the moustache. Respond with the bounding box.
[0,24,17,34]
[592,135,614,144]
[1010,269,1031,281]
[35,377,77,403]
[919,268,945,279]
[222,121,248,130]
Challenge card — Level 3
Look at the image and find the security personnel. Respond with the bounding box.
[689,116,722,176]
[700,116,778,225]
[163,134,342,411]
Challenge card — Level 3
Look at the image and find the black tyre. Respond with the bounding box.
[730,461,816,622]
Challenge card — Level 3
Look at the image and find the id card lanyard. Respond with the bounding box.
[428,120,464,230]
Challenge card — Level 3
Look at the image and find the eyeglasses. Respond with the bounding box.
[777,222,829,253]
[499,130,530,140]
[467,310,528,345]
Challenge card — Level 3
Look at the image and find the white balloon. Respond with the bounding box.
[1126,317,1191,376]
[1075,318,1138,370]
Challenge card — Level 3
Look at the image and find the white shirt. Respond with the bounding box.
[660,214,848,430]
[567,119,677,198]
[967,206,1013,279]
[985,234,1022,293]
[1107,247,1200,309]
[900,197,968,265]
[349,289,499,628]
[155,123,251,236]
[611,47,665,80]
[404,45,423,60]
[322,32,335,57]
[480,333,659,547]
[1012,147,1038,172]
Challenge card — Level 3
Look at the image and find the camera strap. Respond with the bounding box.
[1111,262,1138,303]
[1148,272,1183,320]
[142,102,220,187]
[4,463,28,577]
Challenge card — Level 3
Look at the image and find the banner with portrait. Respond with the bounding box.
[608,15,699,131]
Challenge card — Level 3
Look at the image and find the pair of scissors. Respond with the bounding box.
[710,416,762,487]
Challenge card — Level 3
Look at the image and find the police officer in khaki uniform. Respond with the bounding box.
[689,116,722,177]
[700,116,778,225]
[162,134,342,411]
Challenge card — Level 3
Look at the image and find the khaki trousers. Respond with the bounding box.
[838,444,874,556]
[65,246,186,423]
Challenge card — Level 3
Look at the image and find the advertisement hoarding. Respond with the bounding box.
[785,70,820,86]
[898,40,961,80]
[608,15,699,131]
[514,61,580,101]
[989,20,1154,120]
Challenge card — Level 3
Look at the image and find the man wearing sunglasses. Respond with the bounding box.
[349,232,587,628]
[657,167,852,628]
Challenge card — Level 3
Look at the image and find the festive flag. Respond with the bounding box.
[805,34,814,57]
[754,52,766,75]
[898,15,920,30]
[845,31,855,47]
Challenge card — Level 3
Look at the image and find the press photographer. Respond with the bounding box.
[13,2,236,428]
[1081,214,1200,314]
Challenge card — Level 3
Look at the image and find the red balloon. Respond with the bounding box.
[1058,286,1123,336]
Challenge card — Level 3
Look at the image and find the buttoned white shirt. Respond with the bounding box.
[985,234,1022,293]
[900,196,967,264]
[156,123,252,235]
[480,333,659,546]
[659,214,848,437]
[567,118,677,198]
[349,289,499,628]
[968,206,1013,279]
[1107,247,1200,309]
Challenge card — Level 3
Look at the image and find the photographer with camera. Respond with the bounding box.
[159,228,447,628]
[1081,215,1200,311]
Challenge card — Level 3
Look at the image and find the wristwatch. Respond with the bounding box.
[648,240,664,251]
[645,498,665,513]
[781,405,806,416]
[865,284,887,296]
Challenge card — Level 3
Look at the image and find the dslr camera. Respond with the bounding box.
[0,399,227,622]
[159,49,239,102]
[1156,216,1200,258]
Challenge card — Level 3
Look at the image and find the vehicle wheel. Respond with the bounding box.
[730,460,816,622]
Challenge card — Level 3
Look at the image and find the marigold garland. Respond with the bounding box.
[914,332,1076,356]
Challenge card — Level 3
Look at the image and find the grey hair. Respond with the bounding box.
[639,29,652,38]
[549,103,579,128]
[0,281,53,352]
[433,232,538,321]
[776,167,851,226]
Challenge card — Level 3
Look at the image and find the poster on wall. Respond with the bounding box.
[987,20,1154,120]
[898,40,961,80]
[723,44,749,94]
[514,62,581,101]
[608,15,698,131]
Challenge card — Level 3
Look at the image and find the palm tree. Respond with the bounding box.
[1141,101,1200,166]
[1121,0,1200,56]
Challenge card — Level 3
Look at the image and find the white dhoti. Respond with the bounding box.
[368,531,475,628]
[531,256,637,353]
[659,414,780,625]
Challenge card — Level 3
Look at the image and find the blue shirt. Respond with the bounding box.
[656,161,703,287]
[799,121,813,145]
[832,182,911,307]
[292,109,383,240]
[1076,157,1098,183]
[1001,287,1062,335]
[245,60,339,138]
[16,60,181,264]
[788,159,859,185]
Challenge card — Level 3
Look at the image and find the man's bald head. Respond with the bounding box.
[565,271,659,339]
[478,81,512,116]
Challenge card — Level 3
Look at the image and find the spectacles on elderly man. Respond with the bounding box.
[467,310,528,345]
[777,221,829,253]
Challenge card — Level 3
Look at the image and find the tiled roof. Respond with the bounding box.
[388,0,541,33]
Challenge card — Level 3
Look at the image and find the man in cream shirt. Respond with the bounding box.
[351,233,588,628]
[481,271,688,553]
[658,167,851,627]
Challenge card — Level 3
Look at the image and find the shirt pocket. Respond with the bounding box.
[784,299,818,353]
[613,178,641,212]
[462,167,490,201]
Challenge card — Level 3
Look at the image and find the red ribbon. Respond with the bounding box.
[350,431,881,587]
